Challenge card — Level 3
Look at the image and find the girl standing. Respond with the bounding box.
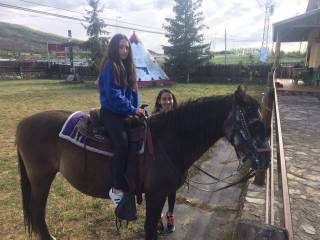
[153,89,178,234]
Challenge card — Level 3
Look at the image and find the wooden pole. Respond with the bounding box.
[273,31,281,70]
[225,28,227,65]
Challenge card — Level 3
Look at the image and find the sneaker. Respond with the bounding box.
[157,215,165,235]
[109,188,124,207]
[166,212,175,233]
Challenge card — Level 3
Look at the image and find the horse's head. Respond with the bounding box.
[224,86,271,179]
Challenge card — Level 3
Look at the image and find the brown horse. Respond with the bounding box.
[16,86,270,240]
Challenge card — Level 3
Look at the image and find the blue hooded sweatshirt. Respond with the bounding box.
[99,61,139,115]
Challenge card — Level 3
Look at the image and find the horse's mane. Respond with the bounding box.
[149,92,260,129]
[148,93,260,170]
[149,94,232,130]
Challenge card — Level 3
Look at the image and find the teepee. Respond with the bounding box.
[306,0,320,11]
[129,32,170,87]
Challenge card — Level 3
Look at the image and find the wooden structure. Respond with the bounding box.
[273,0,320,86]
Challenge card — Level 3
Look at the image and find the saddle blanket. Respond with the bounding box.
[59,111,114,157]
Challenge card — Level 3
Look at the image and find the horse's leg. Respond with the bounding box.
[144,193,166,240]
[30,173,56,240]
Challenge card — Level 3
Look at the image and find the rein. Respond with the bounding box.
[186,169,255,193]
[184,99,260,194]
[192,164,232,184]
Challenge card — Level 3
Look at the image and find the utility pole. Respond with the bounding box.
[116,16,122,33]
[68,30,73,71]
[46,42,50,66]
[66,29,77,82]
[224,28,227,65]
[299,42,302,54]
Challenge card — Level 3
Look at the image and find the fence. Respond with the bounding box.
[258,71,293,240]
[0,61,301,82]
[0,61,96,79]
[47,64,96,79]
[264,70,293,240]
[190,64,272,83]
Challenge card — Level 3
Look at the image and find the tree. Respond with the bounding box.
[163,0,212,82]
[82,0,109,74]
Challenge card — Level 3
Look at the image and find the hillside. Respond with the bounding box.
[0,21,81,55]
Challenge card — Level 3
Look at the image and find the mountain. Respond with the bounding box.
[0,21,82,54]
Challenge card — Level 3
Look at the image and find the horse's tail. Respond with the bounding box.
[17,150,32,237]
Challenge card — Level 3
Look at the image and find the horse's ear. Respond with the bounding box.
[234,85,248,105]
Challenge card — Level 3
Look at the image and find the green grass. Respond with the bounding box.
[0,79,265,239]
[211,53,305,65]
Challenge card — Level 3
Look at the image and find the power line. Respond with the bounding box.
[17,0,82,15]
[16,0,163,31]
[211,37,260,42]
[0,2,165,35]
[0,2,83,21]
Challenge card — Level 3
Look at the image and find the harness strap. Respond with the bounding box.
[115,217,121,231]
[192,165,231,184]
[146,127,155,159]
[210,169,255,193]
[186,169,255,193]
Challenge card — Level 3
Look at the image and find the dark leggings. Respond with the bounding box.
[100,107,128,190]
[167,192,176,213]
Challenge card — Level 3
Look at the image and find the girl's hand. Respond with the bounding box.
[135,108,145,117]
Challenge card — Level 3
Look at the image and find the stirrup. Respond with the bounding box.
[115,192,137,221]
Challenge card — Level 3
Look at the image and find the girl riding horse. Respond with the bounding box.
[99,33,145,206]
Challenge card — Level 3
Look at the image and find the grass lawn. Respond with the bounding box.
[211,53,305,65]
[0,79,266,239]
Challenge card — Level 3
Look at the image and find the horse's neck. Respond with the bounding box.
[150,97,232,174]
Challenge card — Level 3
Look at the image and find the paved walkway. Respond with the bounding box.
[278,93,320,240]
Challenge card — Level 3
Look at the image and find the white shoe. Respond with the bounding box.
[109,188,124,206]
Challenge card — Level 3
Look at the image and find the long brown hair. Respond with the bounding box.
[153,89,178,113]
[102,34,137,90]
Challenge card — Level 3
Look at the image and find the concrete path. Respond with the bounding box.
[159,138,242,240]
[278,93,320,240]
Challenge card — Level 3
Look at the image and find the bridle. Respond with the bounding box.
[186,101,270,193]
[229,102,270,170]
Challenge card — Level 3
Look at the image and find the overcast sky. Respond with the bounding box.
[0,0,310,52]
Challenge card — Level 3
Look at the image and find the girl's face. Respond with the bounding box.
[119,38,129,60]
[159,92,174,112]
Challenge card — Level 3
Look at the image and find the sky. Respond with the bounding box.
[0,0,310,53]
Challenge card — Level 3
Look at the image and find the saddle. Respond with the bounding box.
[76,109,150,204]
[76,109,146,154]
